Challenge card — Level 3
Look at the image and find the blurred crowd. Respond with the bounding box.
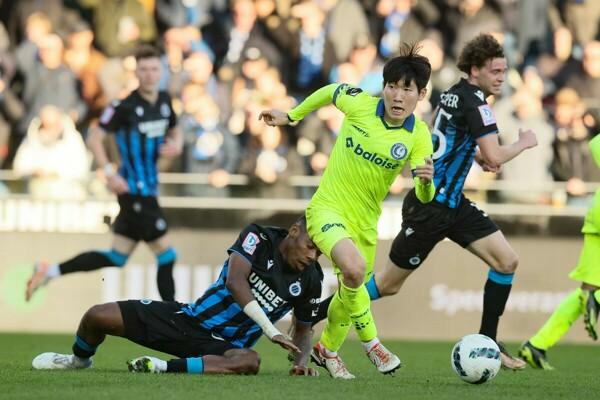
[0,0,599,203]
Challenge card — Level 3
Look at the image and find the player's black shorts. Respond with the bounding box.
[117,300,238,358]
[389,189,499,270]
[113,194,168,242]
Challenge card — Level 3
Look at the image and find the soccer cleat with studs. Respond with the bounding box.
[127,356,163,373]
[310,342,355,379]
[583,290,599,341]
[366,342,401,375]
[518,341,554,370]
[497,341,526,370]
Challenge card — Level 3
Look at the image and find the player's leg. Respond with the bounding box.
[25,234,136,301]
[148,234,177,301]
[464,230,525,370]
[144,197,176,301]
[519,287,584,370]
[449,198,524,369]
[569,233,600,340]
[32,302,125,370]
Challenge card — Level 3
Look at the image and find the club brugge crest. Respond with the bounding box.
[390,143,408,160]
[289,281,301,297]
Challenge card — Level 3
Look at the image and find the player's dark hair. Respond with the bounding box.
[383,43,431,91]
[295,214,308,232]
[134,44,161,62]
[457,34,505,75]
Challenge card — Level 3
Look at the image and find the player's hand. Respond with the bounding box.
[106,174,129,194]
[518,128,537,149]
[289,365,319,377]
[259,110,292,126]
[159,138,183,158]
[271,334,300,353]
[414,157,434,184]
[209,169,230,188]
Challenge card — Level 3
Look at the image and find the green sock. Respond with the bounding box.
[320,290,351,352]
[530,288,585,350]
[340,281,378,342]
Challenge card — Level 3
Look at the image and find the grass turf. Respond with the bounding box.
[1,333,597,400]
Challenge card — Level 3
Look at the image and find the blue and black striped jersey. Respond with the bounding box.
[430,78,499,208]
[99,90,177,196]
[181,224,323,348]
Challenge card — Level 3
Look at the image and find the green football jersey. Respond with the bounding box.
[288,83,434,227]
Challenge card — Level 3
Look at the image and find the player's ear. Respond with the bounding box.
[289,223,300,238]
[418,87,427,100]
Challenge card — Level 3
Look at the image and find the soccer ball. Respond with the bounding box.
[451,334,501,384]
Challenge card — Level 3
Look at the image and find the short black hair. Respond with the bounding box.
[457,34,505,75]
[134,44,161,62]
[383,43,431,91]
[295,214,307,232]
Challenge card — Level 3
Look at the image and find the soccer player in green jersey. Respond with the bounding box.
[259,45,435,379]
[519,133,600,370]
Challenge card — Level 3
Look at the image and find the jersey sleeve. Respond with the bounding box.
[409,121,433,169]
[330,83,371,116]
[464,97,499,139]
[287,83,368,122]
[227,224,267,266]
[292,265,323,323]
[98,101,125,133]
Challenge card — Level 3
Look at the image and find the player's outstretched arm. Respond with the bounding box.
[288,319,318,377]
[226,253,300,353]
[86,125,129,194]
[260,84,340,128]
[476,128,537,169]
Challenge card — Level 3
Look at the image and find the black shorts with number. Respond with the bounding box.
[113,194,168,242]
[389,189,499,270]
[118,300,238,358]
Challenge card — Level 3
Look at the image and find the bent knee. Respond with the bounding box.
[341,263,366,288]
[495,254,519,274]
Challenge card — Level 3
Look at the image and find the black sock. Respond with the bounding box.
[157,262,175,301]
[59,251,119,275]
[166,358,187,373]
[312,294,334,326]
[156,248,177,301]
[479,279,512,341]
[72,335,99,359]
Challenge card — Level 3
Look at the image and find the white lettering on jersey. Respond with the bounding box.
[248,272,286,312]
[242,232,260,255]
[475,90,485,101]
[478,104,496,126]
[138,120,169,138]
[440,93,459,108]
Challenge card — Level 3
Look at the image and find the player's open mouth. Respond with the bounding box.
[392,106,405,114]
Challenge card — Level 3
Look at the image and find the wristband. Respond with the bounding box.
[243,300,281,339]
[103,164,115,177]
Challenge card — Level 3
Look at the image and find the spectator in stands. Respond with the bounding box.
[0,22,24,167]
[7,0,66,45]
[64,19,107,124]
[78,0,157,57]
[296,105,341,177]
[494,67,554,204]
[418,30,460,108]
[564,40,600,133]
[447,0,503,59]
[155,0,226,30]
[331,34,382,96]
[17,33,86,138]
[13,105,90,200]
[550,88,596,199]
[180,83,240,197]
[373,0,427,58]
[14,12,52,74]
[212,0,281,81]
[320,0,370,63]
[288,0,337,97]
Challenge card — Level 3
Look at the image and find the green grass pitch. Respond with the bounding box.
[1,333,597,400]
